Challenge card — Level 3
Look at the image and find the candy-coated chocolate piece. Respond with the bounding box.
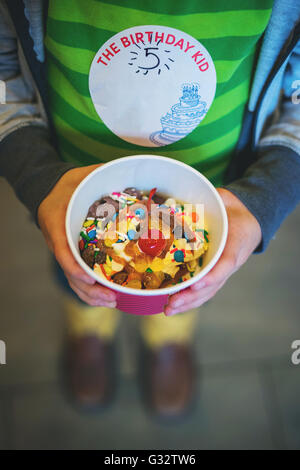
[83,220,94,228]
[88,229,96,240]
[135,208,145,219]
[174,250,184,263]
[127,229,137,240]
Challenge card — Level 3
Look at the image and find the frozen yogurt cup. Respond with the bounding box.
[66,155,228,315]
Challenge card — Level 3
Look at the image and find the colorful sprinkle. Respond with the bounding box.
[191,212,199,223]
[80,231,90,242]
[195,229,209,242]
[100,264,111,280]
[80,189,209,290]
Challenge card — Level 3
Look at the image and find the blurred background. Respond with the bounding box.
[0,176,299,450]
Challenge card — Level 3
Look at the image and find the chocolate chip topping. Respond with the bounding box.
[112,271,128,285]
[95,250,106,265]
[87,200,102,218]
[124,187,143,199]
[81,245,95,269]
[152,193,166,205]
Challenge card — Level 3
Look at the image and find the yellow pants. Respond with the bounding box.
[65,297,198,349]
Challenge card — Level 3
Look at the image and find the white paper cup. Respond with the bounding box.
[66,155,228,315]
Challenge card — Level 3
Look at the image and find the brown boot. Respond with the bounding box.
[140,343,197,420]
[63,299,121,411]
[65,335,117,411]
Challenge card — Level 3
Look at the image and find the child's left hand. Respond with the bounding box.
[164,188,262,316]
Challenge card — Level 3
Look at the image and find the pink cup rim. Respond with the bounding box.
[65,155,228,297]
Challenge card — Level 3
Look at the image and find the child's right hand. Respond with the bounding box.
[37,165,117,307]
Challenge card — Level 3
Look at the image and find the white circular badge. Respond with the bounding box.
[89,25,217,147]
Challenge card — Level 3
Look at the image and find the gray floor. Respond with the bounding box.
[0,178,299,450]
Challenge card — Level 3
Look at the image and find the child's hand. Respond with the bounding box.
[164,188,262,316]
[37,165,117,307]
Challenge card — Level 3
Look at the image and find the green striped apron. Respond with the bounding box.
[45,0,273,185]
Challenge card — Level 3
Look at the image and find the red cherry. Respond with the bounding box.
[138,229,166,257]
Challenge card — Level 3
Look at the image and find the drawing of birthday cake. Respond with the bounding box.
[150,83,208,146]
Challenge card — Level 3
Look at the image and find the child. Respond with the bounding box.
[1,0,299,417]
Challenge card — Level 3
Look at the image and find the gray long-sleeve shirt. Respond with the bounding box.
[0,0,300,253]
